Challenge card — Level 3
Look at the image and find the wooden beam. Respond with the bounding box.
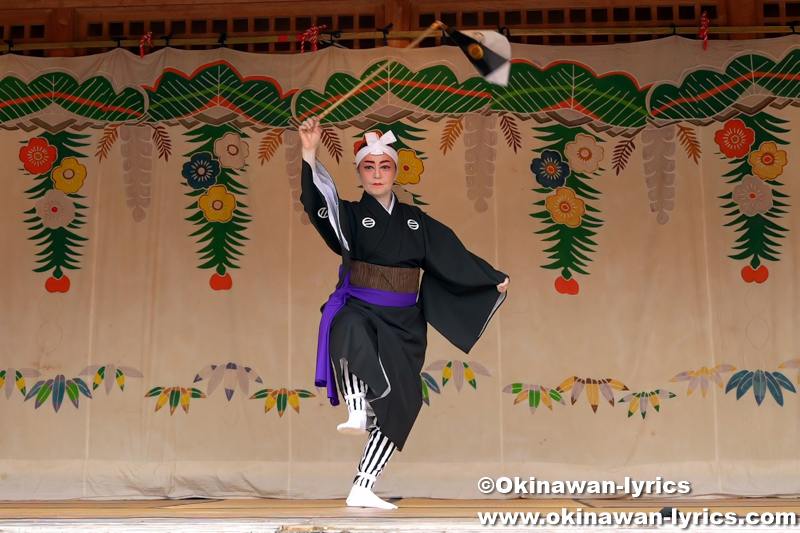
[725,0,757,39]
[49,8,76,57]
[2,24,797,53]
[384,0,409,47]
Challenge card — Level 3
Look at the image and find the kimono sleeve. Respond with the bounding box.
[300,153,350,254]
[418,212,508,354]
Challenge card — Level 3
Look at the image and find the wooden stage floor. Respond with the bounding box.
[0,497,799,532]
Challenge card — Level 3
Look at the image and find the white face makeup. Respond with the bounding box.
[357,154,397,204]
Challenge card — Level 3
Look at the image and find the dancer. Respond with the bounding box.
[299,117,509,509]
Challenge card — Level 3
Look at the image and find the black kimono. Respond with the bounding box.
[301,156,507,450]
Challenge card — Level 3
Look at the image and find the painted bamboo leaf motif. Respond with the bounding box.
[779,359,800,383]
[502,383,565,414]
[145,62,294,127]
[725,370,795,406]
[649,51,800,121]
[0,368,41,399]
[556,376,628,412]
[24,375,91,411]
[421,372,440,406]
[79,364,143,394]
[250,388,315,415]
[26,379,49,409]
[671,364,736,397]
[194,362,263,400]
[146,386,205,415]
[425,360,490,392]
[619,390,676,419]
[492,61,650,128]
[51,374,66,412]
[0,73,145,123]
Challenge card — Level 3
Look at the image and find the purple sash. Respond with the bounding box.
[316,270,418,406]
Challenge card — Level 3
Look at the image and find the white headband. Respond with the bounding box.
[355,131,398,167]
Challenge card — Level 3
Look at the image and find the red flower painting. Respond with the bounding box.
[714,119,755,159]
[19,138,58,175]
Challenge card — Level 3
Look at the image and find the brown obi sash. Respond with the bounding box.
[349,259,420,294]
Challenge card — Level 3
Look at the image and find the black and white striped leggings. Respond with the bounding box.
[341,362,396,491]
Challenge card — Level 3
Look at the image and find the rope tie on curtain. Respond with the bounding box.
[301,24,326,52]
[700,11,710,50]
[139,32,153,58]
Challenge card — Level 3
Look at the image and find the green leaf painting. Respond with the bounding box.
[250,388,315,416]
[493,61,650,128]
[530,125,605,294]
[181,124,252,289]
[20,131,90,291]
[0,73,144,124]
[650,51,800,121]
[145,62,295,127]
[725,370,796,406]
[714,113,790,281]
[24,375,92,412]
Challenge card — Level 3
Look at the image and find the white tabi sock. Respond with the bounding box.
[346,484,397,510]
[338,393,367,435]
[338,361,369,435]
[346,427,397,508]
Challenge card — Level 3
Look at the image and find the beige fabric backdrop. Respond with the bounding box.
[1,37,800,500]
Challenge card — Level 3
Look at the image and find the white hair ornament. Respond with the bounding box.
[355,131,398,167]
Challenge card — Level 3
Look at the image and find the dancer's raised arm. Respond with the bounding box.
[299,117,350,255]
[299,117,322,159]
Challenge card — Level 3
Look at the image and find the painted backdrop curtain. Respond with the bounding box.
[1,36,800,499]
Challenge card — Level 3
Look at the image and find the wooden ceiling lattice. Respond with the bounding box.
[74,4,386,55]
[413,2,722,45]
[0,0,783,56]
[0,9,51,57]
[762,1,800,32]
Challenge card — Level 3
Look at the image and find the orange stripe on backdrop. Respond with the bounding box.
[0,92,143,117]
[391,79,492,98]
[299,78,491,120]
[539,98,602,121]
[511,59,654,90]
[166,95,267,124]
[299,79,390,120]
[141,60,297,99]
[652,71,800,116]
